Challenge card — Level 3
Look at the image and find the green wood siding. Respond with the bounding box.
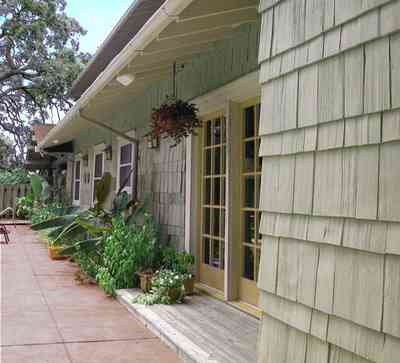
[72,21,260,151]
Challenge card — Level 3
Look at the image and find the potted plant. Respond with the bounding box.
[146,96,201,147]
[177,252,195,295]
[48,241,68,261]
[151,270,184,303]
[137,270,153,293]
[163,248,195,295]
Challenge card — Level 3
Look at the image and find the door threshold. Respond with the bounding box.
[195,283,261,319]
[227,300,262,319]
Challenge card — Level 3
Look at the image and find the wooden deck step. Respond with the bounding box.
[116,289,258,363]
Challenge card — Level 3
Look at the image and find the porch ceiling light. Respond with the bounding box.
[116,73,135,86]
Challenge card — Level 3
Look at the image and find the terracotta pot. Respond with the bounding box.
[183,276,195,295]
[138,272,153,293]
[167,287,181,302]
[48,245,68,261]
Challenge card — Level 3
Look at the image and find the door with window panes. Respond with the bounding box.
[238,101,261,306]
[199,115,226,292]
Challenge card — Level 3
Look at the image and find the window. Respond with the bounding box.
[93,152,104,201]
[73,160,81,204]
[118,143,133,192]
[241,103,261,283]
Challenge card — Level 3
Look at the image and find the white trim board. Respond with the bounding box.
[192,70,260,116]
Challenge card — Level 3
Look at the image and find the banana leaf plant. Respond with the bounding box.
[31,169,145,256]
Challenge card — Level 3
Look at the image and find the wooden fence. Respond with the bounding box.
[0,184,31,216]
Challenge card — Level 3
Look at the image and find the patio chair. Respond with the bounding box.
[0,207,15,245]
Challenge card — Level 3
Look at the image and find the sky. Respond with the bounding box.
[65,0,134,54]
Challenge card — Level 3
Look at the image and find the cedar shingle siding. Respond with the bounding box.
[257,0,400,361]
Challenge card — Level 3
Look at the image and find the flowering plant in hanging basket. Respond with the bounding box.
[146,96,201,147]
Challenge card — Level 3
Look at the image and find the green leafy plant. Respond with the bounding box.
[31,173,163,298]
[96,266,116,296]
[133,269,185,305]
[31,201,67,225]
[31,173,114,251]
[73,244,103,278]
[16,194,34,219]
[146,96,201,147]
[31,173,138,253]
[163,248,195,278]
[94,214,159,295]
[0,168,30,184]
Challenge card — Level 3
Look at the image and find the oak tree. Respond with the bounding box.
[0,0,90,161]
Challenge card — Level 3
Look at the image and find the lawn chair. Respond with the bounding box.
[0,207,15,244]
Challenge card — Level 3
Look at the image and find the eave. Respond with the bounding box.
[39,0,259,150]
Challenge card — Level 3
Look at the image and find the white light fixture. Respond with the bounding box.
[116,73,135,87]
[53,139,59,144]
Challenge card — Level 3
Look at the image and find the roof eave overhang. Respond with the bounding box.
[40,0,196,149]
[39,0,259,150]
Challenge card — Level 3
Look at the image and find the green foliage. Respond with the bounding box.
[0,168,30,184]
[151,269,185,289]
[94,172,112,209]
[132,291,172,305]
[133,270,185,305]
[162,248,195,277]
[1,0,91,158]
[30,201,66,225]
[96,267,116,297]
[30,175,43,201]
[31,175,163,298]
[16,194,34,219]
[30,174,51,202]
[94,214,159,295]
[73,244,103,279]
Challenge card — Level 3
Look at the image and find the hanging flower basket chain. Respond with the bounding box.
[146,95,201,147]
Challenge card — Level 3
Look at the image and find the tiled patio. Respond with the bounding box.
[0,226,181,363]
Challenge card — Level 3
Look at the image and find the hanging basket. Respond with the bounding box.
[146,96,201,147]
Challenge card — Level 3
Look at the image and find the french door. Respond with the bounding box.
[238,101,262,306]
[197,101,262,308]
[199,115,226,292]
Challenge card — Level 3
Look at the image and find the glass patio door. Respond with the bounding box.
[199,115,226,292]
[238,102,262,306]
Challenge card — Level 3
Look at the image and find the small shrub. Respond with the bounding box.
[96,266,116,296]
[31,201,67,225]
[74,245,103,279]
[16,194,34,219]
[133,270,185,305]
[162,248,195,277]
[95,214,158,295]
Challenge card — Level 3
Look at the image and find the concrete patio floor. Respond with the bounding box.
[0,226,181,363]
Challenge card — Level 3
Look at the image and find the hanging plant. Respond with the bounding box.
[146,95,201,147]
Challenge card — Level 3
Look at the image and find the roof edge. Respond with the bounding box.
[39,0,196,150]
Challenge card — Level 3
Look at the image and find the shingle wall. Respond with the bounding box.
[257,0,400,361]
